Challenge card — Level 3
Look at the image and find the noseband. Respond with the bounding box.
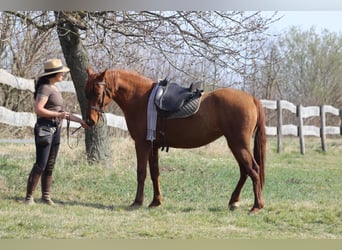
[89,81,112,113]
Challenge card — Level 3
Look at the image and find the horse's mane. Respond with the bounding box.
[104,69,154,90]
[103,69,119,91]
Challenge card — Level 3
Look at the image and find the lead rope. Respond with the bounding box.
[66,117,82,149]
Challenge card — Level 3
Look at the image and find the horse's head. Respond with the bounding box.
[85,67,113,126]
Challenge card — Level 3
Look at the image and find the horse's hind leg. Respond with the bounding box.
[250,157,265,213]
[228,164,247,210]
[148,146,162,207]
[227,140,264,213]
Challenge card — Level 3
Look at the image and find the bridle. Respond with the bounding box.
[88,81,112,114]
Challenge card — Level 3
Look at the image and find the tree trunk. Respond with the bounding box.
[56,11,110,164]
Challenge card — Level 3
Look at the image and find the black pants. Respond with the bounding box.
[32,121,61,176]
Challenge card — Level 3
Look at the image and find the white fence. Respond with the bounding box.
[1,69,341,153]
[0,69,127,130]
[261,99,341,154]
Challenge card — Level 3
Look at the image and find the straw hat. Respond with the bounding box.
[39,58,70,77]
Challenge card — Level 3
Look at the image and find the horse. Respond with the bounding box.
[85,67,267,213]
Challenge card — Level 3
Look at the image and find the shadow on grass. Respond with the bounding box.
[7,195,250,214]
[6,195,142,212]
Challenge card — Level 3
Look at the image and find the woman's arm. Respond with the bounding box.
[34,95,67,120]
[69,113,89,128]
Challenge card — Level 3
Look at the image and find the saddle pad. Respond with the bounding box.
[160,95,202,119]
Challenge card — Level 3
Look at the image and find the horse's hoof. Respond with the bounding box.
[130,201,143,207]
[229,202,240,211]
[148,201,162,208]
[249,207,261,214]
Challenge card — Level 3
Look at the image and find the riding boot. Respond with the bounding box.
[25,170,41,205]
[41,174,55,205]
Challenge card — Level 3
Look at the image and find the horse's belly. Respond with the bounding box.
[157,118,222,148]
[165,134,222,148]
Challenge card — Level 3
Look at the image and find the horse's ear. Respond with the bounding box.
[86,67,94,76]
[100,68,108,80]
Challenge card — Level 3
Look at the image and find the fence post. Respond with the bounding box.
[276,99,282,153]
[320,105,326,151]
[340,108,342,136]
[297,104,305,155]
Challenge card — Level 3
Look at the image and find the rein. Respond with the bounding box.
[66,117,82,149]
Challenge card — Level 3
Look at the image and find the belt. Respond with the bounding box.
[36,117,60,127]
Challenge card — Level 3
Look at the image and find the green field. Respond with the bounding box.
[0,136,341,239]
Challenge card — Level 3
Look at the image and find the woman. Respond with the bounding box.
[25,58,88,205]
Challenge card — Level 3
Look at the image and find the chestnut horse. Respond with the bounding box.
[85,68,266,213]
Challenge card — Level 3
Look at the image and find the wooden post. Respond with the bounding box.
[340,108,342,136]
[276,99,282,153]
[320,105,326,152]
[297,104,305,155]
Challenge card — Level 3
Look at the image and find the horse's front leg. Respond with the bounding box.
[148,146,162,207]
[130,142,150,207]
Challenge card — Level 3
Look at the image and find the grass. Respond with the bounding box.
[0,136,341,239]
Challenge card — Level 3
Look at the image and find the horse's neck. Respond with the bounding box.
[113,72,153,113]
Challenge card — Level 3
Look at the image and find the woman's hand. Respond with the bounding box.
[80,120,90,129]
[57,111,70,120]
[68,113,90,129]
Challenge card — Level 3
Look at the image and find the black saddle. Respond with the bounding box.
[154,79,203,119]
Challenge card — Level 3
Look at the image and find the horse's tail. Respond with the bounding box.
[253,98,266,190]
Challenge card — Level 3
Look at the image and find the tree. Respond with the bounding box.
[3,11,278,163]
[56,11,111,163]
[249,40,283,100]
[276,27,342,106]
[83,11,279,87]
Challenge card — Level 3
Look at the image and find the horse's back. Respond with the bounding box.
[200,88,258,121]
[206,87,257,107]
[159,87,259,148]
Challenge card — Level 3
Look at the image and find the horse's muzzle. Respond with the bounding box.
[86,118,95,127]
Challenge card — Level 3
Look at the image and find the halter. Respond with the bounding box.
[89,81,112,113]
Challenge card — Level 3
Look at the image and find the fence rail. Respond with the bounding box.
[1,69,341,153]
[261,99,341,154]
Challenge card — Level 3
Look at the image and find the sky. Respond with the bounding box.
[269,11,342,34]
